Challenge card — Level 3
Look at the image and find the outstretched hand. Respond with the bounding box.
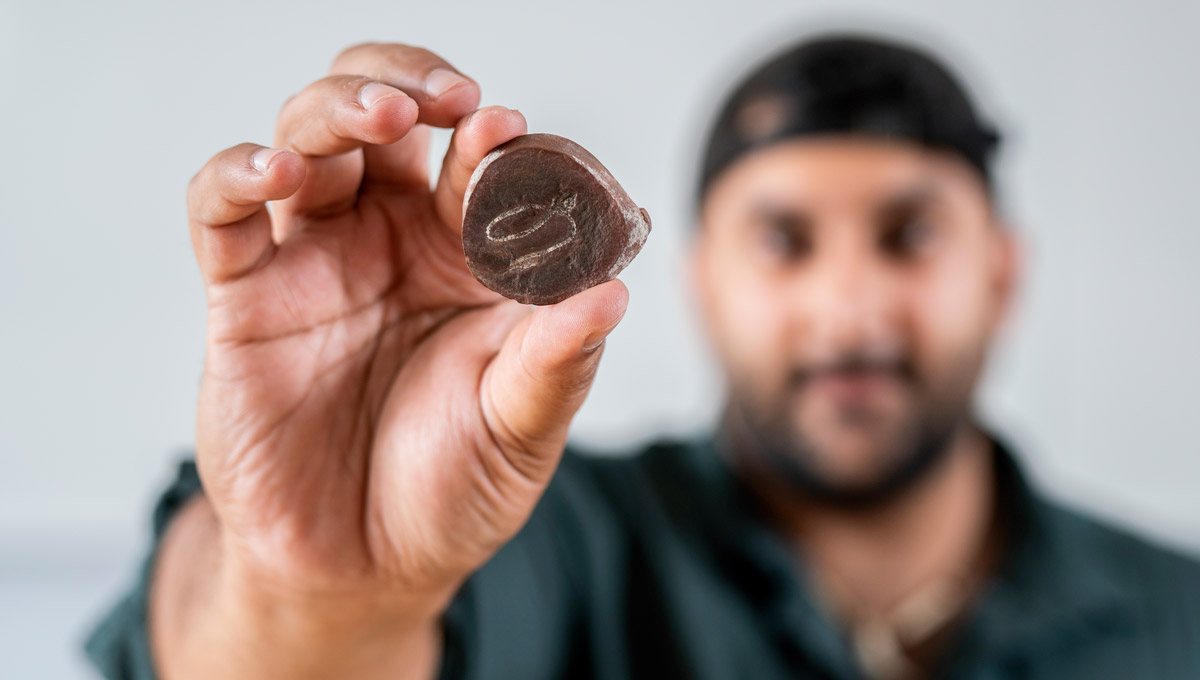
[186,43,628,611]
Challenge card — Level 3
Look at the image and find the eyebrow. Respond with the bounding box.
[876,182,943,218]
[749,200,813,230]
[741,177,950,233]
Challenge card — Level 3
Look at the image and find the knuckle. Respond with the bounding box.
[277,91,301,118]
[522,348,594,399]
[331,41,444,76]
[186,164,205,197]
[274,90,308,144]
[185,173,203,215]
[399,44,438,62]
[276,76,364,130]
[558,357,599,397]
[188,143,257,215]
[187,151,225,206]
[330,41,379,69]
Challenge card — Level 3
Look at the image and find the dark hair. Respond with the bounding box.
[698,33,1001,204]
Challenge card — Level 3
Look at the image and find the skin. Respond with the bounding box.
[692,137,1021,627]
[152,43,628,680]
[150,43,1021,677]
[694,137,1019,493]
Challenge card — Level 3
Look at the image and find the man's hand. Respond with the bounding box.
[154,43,628,679]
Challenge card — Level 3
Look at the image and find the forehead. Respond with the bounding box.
[704,137,985,213]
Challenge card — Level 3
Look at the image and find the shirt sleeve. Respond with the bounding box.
[83,459,204,680]
[82,452,593,680]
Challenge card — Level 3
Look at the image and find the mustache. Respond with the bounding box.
[787,353,915,389]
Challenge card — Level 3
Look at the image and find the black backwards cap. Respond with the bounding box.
[699,33,1002,202]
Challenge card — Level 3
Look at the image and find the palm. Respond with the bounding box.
[198,184,528,584]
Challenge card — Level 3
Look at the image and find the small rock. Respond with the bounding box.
[462,134,651,305]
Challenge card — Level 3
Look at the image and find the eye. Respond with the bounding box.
[879,211,936,259]
[756,211,812,262]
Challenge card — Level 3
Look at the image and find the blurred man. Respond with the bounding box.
[87,34,1200,679]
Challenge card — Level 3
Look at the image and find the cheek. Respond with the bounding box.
[705,252,792,386]
[908,250,996,381]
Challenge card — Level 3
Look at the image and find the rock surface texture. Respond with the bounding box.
[462,134,651,305]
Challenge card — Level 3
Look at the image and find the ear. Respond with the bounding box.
[988,221,1023,337]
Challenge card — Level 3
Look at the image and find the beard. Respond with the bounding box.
[723,351,977,510]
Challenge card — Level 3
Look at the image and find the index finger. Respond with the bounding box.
[330,43,481,128]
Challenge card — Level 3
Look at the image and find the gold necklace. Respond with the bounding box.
[848,574,972,680]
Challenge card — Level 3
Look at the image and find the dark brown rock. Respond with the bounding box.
[461,133,651,305]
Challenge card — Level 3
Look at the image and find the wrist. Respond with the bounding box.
[196,532,452,679]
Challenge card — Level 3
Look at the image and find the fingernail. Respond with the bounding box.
[251,147,285,174]
[424,68,469,99]
[358,82,399,110]
[582,326,616,353]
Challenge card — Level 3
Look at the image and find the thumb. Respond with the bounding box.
[481,279,629,479]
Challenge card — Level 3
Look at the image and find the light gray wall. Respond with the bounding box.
[2,0,1197,675]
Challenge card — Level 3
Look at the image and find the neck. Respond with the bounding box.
[733,419,997,624]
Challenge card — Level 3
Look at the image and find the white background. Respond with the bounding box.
[2,0,1198,676]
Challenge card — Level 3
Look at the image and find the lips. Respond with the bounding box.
[805,370,902,404]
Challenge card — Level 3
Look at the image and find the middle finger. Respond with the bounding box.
[272,75,418,228]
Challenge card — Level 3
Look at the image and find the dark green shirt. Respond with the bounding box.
[86,432,1200,679]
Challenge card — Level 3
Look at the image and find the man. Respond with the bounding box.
[87,33,1200,679]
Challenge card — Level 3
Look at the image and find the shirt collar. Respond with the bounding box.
[682,425,1135,670]
[955,432,1134,655]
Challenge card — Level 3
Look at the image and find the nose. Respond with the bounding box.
[794,235,900,360]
